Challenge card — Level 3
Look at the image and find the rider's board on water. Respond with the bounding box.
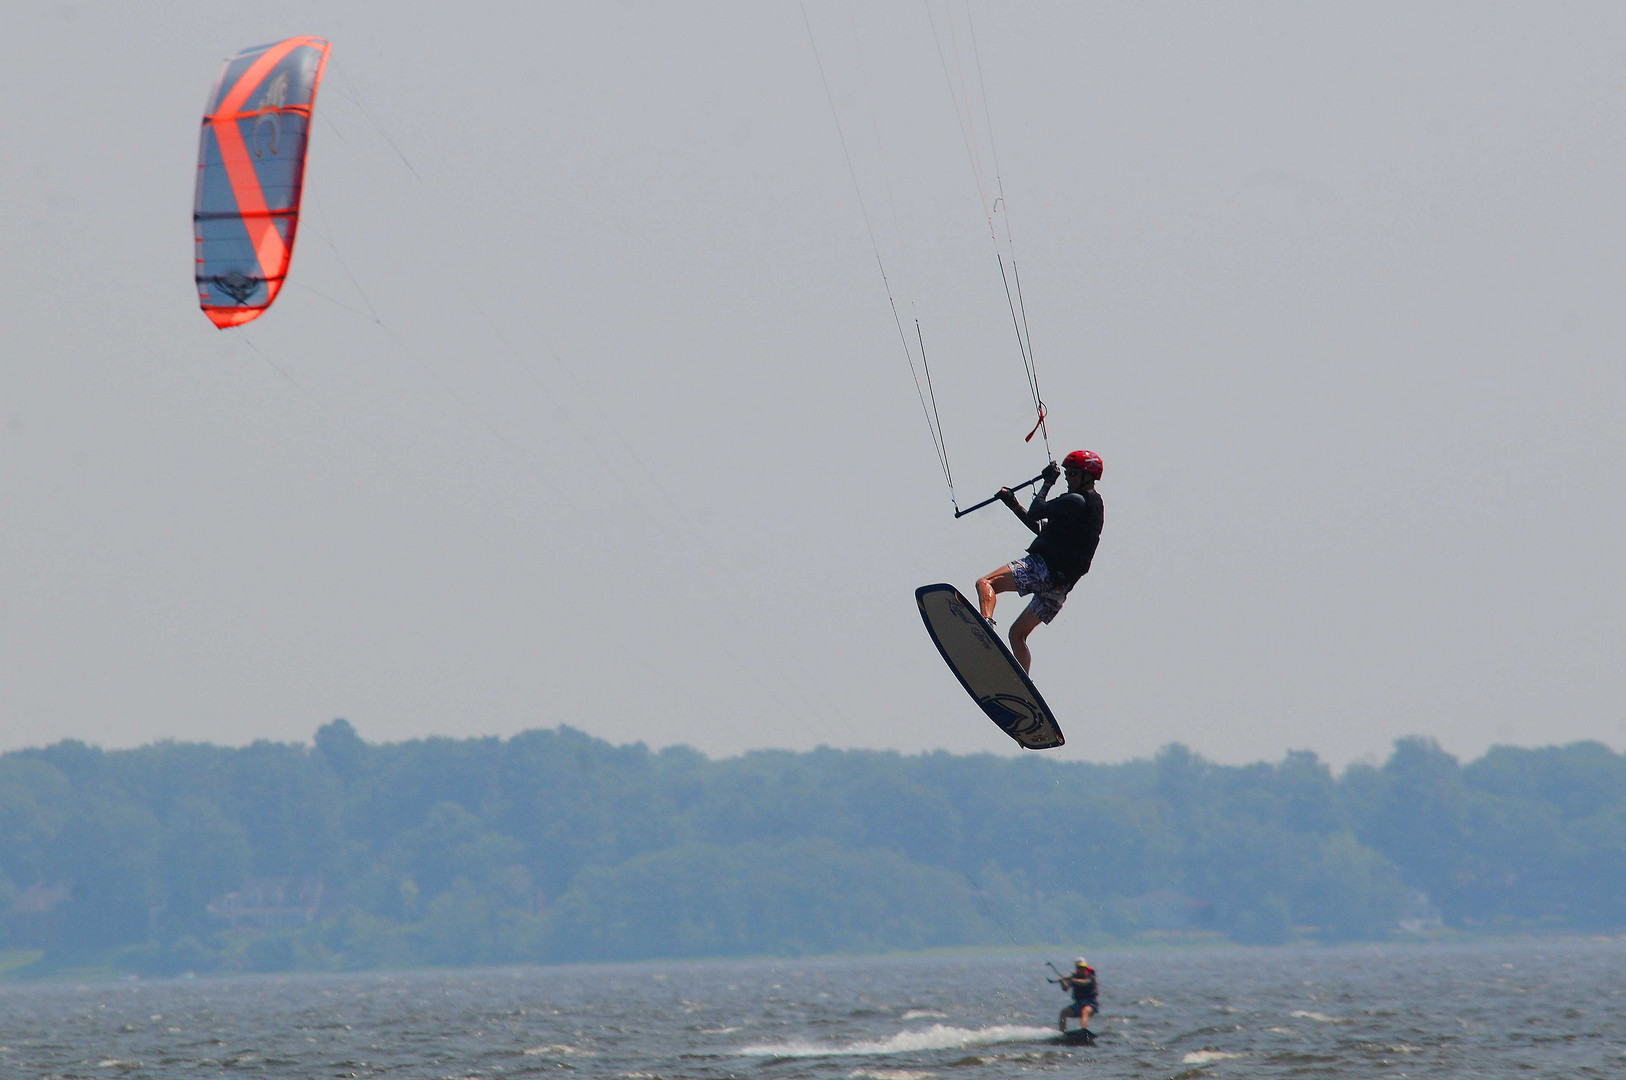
[915,584,1063,750]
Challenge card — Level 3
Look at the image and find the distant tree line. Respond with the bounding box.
[0,722,1622,975]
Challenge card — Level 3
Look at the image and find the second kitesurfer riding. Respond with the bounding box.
[1055,957,1100,1040]
[976,450,1105,673]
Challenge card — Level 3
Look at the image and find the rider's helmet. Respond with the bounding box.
[1062,450,1103,479]
[1074,956,1090,969]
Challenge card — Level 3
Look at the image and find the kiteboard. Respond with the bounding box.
[915,584,1064,750]
[1054,1028,1097,1046]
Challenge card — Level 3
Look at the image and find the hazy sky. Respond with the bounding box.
[3,2,1624,768]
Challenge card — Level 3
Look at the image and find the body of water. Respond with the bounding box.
[1,939,1623,1078]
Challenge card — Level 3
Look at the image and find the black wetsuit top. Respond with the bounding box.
[1067,972,1099,1006]
[1027,490,1104,590]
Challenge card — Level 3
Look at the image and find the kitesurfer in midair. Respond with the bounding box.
[976,450,1104,673]
[1057,956,1100,1036]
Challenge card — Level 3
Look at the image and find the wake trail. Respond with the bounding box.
[737,1023,1054,1057]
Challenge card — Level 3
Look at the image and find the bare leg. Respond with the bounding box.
[976,565,1018,620]
[1008,606,1043,673]
[1080,1004,1094,1031]
[1059,1006,1070,1033]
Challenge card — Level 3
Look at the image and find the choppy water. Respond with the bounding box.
[2,939,1623,1078]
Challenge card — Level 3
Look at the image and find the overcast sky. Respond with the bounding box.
[3,2,1624,768]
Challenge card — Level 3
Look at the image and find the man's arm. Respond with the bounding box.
[999,462,1060,535]
[999,487,1042,534]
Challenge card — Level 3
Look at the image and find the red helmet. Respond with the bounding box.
[1062,450,1103,479]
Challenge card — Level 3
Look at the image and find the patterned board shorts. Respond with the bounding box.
[1010,554,1071,624]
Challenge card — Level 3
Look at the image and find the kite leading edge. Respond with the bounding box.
[194,36,330,328]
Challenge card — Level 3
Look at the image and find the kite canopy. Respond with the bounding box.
[194,37,330,328]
